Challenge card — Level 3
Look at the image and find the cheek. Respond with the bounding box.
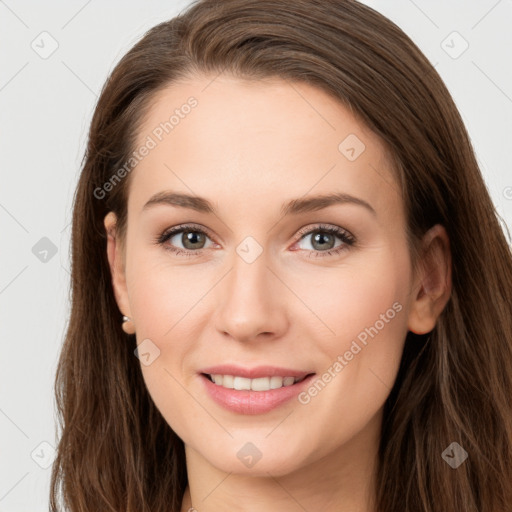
[125,252,216,436]
[296,248,410,355]
[126,248,209,338]
[296,249,411,432]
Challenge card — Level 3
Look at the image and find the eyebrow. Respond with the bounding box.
[142,191,376,217]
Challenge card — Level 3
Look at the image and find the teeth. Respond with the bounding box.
[283,376,295,386]
[270,376,283,389]
[208,374,304,391]
[233,376,251,390]
[222,375,234,388]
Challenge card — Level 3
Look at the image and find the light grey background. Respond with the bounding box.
[1,0,511,509]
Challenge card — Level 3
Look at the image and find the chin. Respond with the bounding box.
[200,442,308,477]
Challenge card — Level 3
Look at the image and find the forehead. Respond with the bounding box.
[129,73,401,222]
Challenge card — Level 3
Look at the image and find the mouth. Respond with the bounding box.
[199,369,317,414]
[201,372,313,391]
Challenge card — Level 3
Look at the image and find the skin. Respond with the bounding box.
[104,73,451,512]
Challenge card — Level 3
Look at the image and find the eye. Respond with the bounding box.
[155,223,355,258]
[156,224,215,256]
[293,224,355,257]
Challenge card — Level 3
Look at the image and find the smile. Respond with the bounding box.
[204,373,309,391]
[198,367,316,414]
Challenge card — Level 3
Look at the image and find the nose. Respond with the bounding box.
[213,250,289,343]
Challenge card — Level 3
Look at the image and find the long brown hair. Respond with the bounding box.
[50,0,512,510]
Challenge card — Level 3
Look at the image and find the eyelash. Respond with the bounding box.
[155,223,356,258]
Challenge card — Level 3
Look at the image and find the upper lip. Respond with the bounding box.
[199,364,314,379]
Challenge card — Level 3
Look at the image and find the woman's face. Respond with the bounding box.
[106,73,433,477]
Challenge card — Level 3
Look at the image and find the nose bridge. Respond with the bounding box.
[214,240,286,340]
[226,244,272,311]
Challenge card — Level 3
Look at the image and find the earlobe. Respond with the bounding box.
[104,211,133,329]
[407,224,452,335]
[121,315,136,335]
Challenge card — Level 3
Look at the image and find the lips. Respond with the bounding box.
[198,364,316,414]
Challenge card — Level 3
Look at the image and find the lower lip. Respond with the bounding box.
[200,373,316,415]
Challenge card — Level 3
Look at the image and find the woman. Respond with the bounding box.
[50,0,512,511]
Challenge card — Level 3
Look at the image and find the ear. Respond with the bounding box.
[407,224,452,335]
[104,211,132,322]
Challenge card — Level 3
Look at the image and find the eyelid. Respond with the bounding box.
[161,222,214,239]
[294,223,354,242]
